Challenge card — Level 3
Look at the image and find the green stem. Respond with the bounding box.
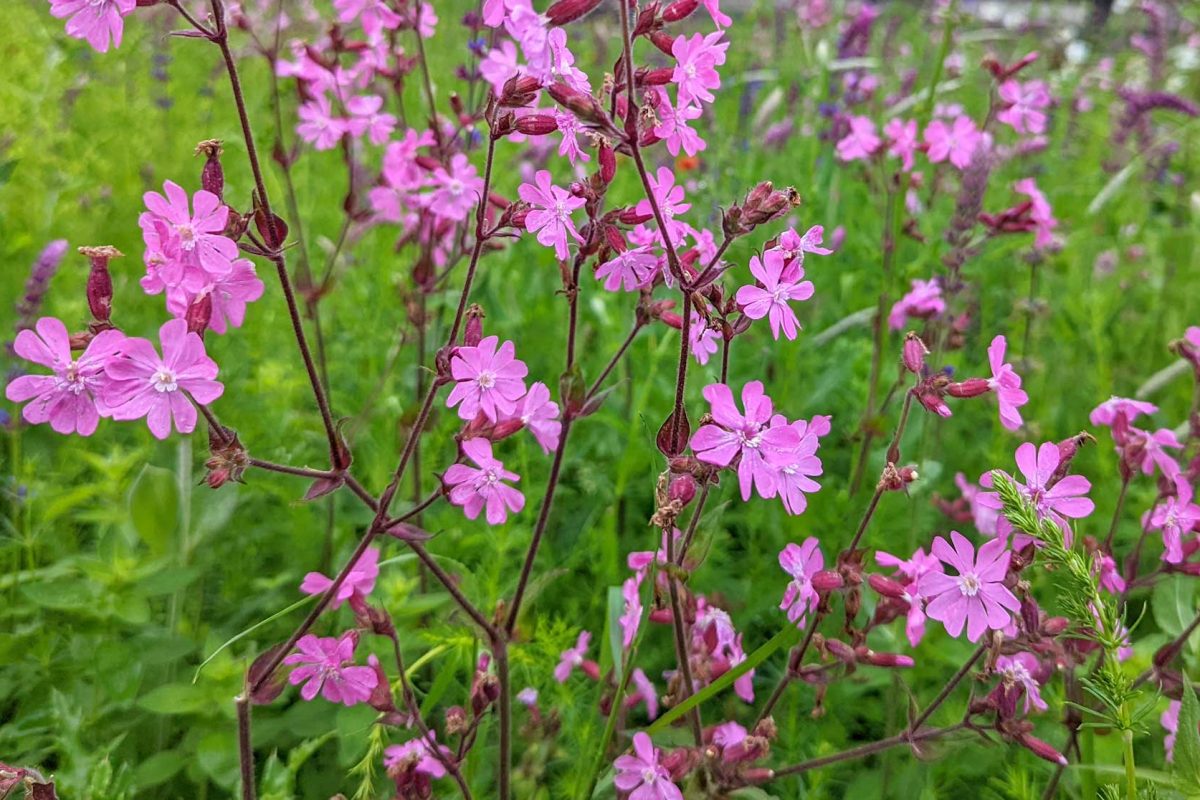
[1122,728,1136,800]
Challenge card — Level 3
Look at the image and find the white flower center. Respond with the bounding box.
[447,178,464,196]
[176,223,198,250]
[476,370,497,390]
[151,369,179,393]
[1002,662,1031,686]
[956,572,981,597]
[684,63,697,78]
[642,767,658,783]
[736,430,762,450]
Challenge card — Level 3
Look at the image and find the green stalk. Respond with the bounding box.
[1122,728,1136,800]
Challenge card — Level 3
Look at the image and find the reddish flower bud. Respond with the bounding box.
[668,474,697,506]
[662,0,700,21]
[649,31,676,56]
[464,304,485,346]
[515,114,559,135]
[902,332,928,374]
[1017,733,1068,766]
[366,655,397,714]
[1042,616,1070,636]
[859,649,915,668]
[185,292,213,336]
[195,139,225,199]
[546,0,603,25]
[599,142,617,183]
[500,74,543,108]
[947,377,992,398]
[811,570,844,592]
[868,573,908,599]
[547,82,608,126]
[638,67,676,86]
[824,638,857,664]
[618,206,655,225]
[80,245,121,324]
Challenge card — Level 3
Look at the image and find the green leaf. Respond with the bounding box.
[605,585,625,683]
[136,682,210,715]
[128,464,179,555]
[647,625,800,735]
[1153,577,1196,638]
[134,750,187,789]
[1175,673,1200,794]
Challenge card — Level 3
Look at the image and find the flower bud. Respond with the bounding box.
[902,332,928,374]
[859,649,915,668]
[515,114,559,136]
[637,67,676,86]
[545,0,603,25]
[947,377,991,398]
[824,638,857,664]
[649,31,677,56]
[1016,733,1068,766]
[500,74,543,108]
[668,474,697,507]
[618,206,654,225]
[662,0,700,21]
[599,142,617,183]
[185,292,213,336]
[464,304,485,346]
[811,570,844,592]
[366,655,397,714]
[1042,616,1070,636]
[195,139,225,199]
[868,573,908,599]
[80,245,121,324]
[547,82,608,126]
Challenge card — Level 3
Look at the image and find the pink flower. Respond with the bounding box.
[735,249,815,340]
[480,41,522,94]
[979,442,1095,527]
[884,117,918,170]
[426,154,484,222]
[924,115,983,169]
[629,668,659,719]
[345,94,397,145]
[774,225,833,265]
[689,381,802,501]
[995,652,1048,713]
[652,88,706,157]
[164,258,265,335]
[955,473,1003,537]
[620,574,643,648]
[554,630,596,683]
[700,0,731,27]
[671,31,729,108]
[1130,427,1183,478]
[446,335,528,422]
[596,247,658,292]
[921,531,1020,642]
[553,109,591,164]
[997,80,1051,135]
[481,0,507,26]
[283,632,378,705]
[102,319,224,440]
[142,180,238,280]
[300,546,380,609]
[987,335,1029,430]
[689,311,720,366]
[515,381,561,454]
[876,546,943,646]
[888,278,945,330]
[5,318,124,436]
[333,0,402,38]
[836,115,881,161]
[778,537,825,627]
[1163,700,1183,762]
[296,94,347,151]
[1150,475,1200,563]
[518,170,586,260]
[443,438,525,524]
[1089,396,1157,427]
[614,733,683,800]
[1014,178,1058,249]
[1097,553,1125,594]
[774,417,825,515]
[383,732,452,783]
[634,167,691,240]
[48,0,135,53]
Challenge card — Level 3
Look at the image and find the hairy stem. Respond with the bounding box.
[235,695,255,800]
